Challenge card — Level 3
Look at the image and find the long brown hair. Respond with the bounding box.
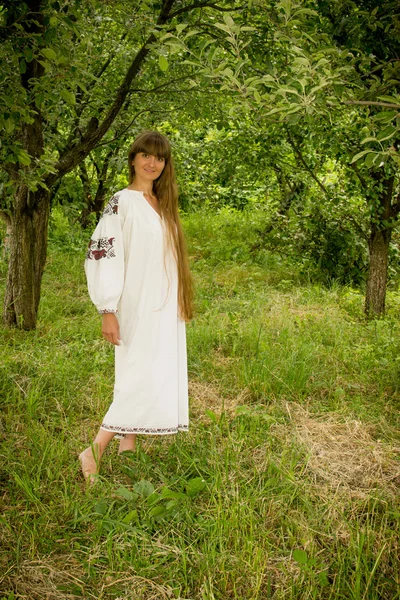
[128,131,193,321]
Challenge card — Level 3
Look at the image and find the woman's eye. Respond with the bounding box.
[157,157,165,162]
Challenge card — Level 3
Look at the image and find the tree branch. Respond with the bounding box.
[169,2,244,19]
[342,100,400,110]
[349,162,367,189]
[285,129,330,197]
[49,0,177,185]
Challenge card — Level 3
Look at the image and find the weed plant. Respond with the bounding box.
[0,208,399,599]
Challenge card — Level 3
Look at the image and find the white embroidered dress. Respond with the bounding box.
[85,188,188,435]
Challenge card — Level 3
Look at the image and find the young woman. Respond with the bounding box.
[79,131,193,484]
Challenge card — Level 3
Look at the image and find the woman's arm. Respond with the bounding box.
[101,313,121,346]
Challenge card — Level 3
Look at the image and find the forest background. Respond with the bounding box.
[1,1,400,599]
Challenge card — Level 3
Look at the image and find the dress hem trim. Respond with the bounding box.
[100,423,189,435]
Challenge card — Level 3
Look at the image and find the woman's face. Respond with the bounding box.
[132,152,165,182]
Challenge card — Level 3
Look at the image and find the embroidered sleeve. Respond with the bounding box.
[84,193,124,314]
[102,194,120,216]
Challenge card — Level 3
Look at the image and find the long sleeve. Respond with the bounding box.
[84,193,125,314]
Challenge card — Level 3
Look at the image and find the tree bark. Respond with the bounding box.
[3,0,179,329]
[3,186,50,329]
[79,150,113,228]
[365,226,391,317]
[364,174,397,318]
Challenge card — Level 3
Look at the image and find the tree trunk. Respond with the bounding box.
[3,186,50,329]
[79,151,112,228]
[80,180,107,229]
[365,226,391,317]
[364,173,399,318]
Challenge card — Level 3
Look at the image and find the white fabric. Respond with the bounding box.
[84,188,188,435]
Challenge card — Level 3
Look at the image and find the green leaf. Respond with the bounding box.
[24,47,34,62]
[4,119,15,134]
[17,150,31,166]
[146,491,162,505]
[374,110,397,121]
[378,95,400,106]
[159,55,169,72]
[285,104,303,115]
[161,487,187,500]
[254,90,261,103]
[376,125,397,142]
[60,89,75,105]
[292,57,309,67]
[185,477,206,497]
[76,81,89,94]
[148,505,166,518]
[205,408,218,423]
[294,8,318,16]
[41,48,57,61]
[265,106,287,116]
[122,509,138,524]
[293,549,308,565]
[262,74,276,83]
[214,23,232,34]
[175,23,187,34]
[19,59,27,74]
[133,480,154,498]
[184,29,201,40]
[365,152,378,168]
[350,149,370,163]
[276,87,301,96]
[115,486,136,501]
[223,14,235,28]
[361,137,377,144]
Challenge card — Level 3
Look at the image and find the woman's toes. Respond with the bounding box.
[79,447,99,484]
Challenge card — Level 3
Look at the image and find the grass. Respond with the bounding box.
[0,207,400,599]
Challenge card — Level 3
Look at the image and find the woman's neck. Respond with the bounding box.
[129,177,154,196]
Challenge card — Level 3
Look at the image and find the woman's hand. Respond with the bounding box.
[102,313,121,346]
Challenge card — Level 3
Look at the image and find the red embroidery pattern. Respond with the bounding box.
[103,194,120,216]
[101,423,189,434]
[86,236,115,260]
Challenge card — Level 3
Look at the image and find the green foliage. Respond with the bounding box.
[2,0,399,327]
[1,210,400,598]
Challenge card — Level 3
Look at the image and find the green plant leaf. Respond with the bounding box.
[161,487,187,500]
[186,477,206,497]
[17,150,31,165]
[122,509,138,524]
[205,409,218,423]
[376,125,396,142]
[159,55,169,72]
[133,480,154,498]
[115,486,136,501]
[148,505,166,518]
[60,89,75,105]
[350,149,370,163]
[293,549,308,565]
[4,119,15,134]
[41,47,57,61]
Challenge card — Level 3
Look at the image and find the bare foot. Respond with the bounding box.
[118,434,136,455]
[79,447,99,485]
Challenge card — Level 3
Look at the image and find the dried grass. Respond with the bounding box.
[5,557,176,600]
[277,403,400,498]
[6,556,88,600]
[189,380,250,421]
